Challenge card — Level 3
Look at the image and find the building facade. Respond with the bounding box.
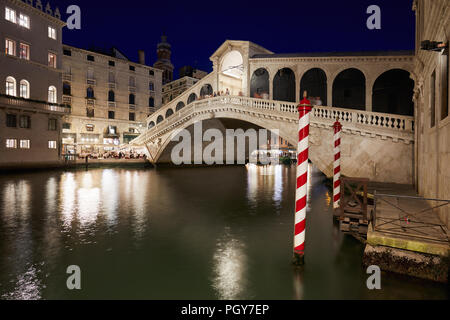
[412,0,450,228]
[61,45,162,156]
[162,76,200,105]
[0,0,68,168]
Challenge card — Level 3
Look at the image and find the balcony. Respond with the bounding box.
[128,86,136,93]
[86,78,96,86]
[0,94,71,114]
[63,73,72,81]
[108,82,116,89]
[108,102,116,108]
[86,98,95,106]
[62,95,72,104]
[129,104,136,111]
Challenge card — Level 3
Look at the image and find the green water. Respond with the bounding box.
[0,165,447,299]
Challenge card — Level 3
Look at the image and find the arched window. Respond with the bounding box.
[250,68,269,98]
[166,109,174,118]
[108,90,115,102]
[148,121,155,129]
[176,101,185,111]
[129,93,135,105]
[200,84,213,97]
[273,68,296,102]
[187,93,197,104]
[149,97,155,107]
[300,68,327,105]
[372,69,414,116]
[86,87,94,99]
[63,82,71,95]
[6,76,16,96]
[19,80,30,99]
[48,86,57,103]
[332,68,365,110]
[156,115,164,124]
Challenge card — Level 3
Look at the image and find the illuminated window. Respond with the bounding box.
[20,140,30,149]
[19,80,29,99]
[5,39,15,56]
[5,7,16,23]
[48,52,57,68]
[48,141,57,149]
[19,43,30,60]
[6,76,16,96]
[48,26,56,40]
[18,14,29,29]
[6,139,17,149]
[48,86,57,103]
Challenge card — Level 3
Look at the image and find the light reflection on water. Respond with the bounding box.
[212,229,248,300]
[0,166,448,300]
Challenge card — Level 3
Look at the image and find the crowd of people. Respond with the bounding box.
[199,88,238,100]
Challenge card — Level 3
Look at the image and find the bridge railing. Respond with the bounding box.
[132,95,414,145]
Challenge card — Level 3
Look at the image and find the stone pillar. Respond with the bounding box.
[295,72,301,103]
[327,78,333,107]
[269,75,274,100]
[366,78,373,111]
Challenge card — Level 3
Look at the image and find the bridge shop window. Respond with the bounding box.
[372,69,414,116]
[300,68,327,106]
[333,68,365,110]
[251,68,269,99]
[273,68,296,102]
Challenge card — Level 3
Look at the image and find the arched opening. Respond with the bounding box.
[273,68,295,102]
[176,101,185,111]
[166,109,174,118]
[187,93,197,104]
[157,115,164,124]
[300,68,327,105]
[332,68,365,110]
[48,86,57,103]
[19,80,30,99]
[200,84,213,97]
[148,121,155,129]
[250,68,269,99]
[372,69,414,116]
[6,76,16,96]
[86,87,94,99]
[219,50,244,95]
[63,82,71,96]
[108,90,115,102]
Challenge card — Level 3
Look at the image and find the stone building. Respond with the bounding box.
[153,35,174,85]
[0,0,69,169]
[179,65,208,80]
[162,76,200,105]
[61,45,162,156]
[412,0,449,228]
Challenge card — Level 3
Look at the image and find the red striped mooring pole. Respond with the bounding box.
[293,91,312,266]
[333,120,342,209]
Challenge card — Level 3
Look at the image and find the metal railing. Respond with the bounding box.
[373,193,450,243]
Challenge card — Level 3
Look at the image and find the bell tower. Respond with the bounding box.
[153,34,174,85]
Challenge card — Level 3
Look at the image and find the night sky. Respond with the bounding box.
[55,0,416,77]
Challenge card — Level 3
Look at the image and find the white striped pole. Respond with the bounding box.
[333,120,342,210]
[293,92,312,266]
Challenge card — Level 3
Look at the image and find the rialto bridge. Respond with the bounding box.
[131,40,416,184]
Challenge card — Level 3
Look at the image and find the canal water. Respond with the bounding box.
[0,165,447,300]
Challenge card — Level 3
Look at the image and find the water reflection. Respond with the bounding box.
[212,229,247,300]
[246,164,285,209]
[101,170,119,227]
[1,264,43,300]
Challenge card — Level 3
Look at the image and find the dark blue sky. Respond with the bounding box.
[56,0,415,78]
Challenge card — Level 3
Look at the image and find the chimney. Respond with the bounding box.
[138,50,146,65]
